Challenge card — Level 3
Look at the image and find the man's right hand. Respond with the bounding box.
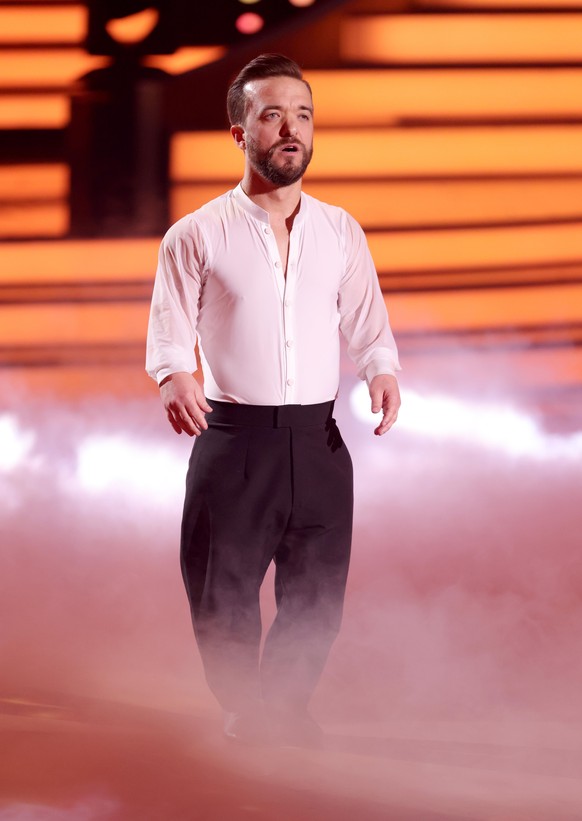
[159,372,213,436]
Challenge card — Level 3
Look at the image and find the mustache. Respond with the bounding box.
[270,138,305,152]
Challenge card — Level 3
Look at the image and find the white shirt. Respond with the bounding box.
[146,184,400,405]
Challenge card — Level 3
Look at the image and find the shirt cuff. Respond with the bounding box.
[151,364,197,386]
[363,357,401,386]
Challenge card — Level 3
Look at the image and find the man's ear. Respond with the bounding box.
[231,125,245,151]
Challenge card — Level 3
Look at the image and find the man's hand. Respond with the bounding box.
[369,374,401,436]
[159,372,213,436]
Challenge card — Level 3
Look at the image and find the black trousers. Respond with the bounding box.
[180,399,353,713]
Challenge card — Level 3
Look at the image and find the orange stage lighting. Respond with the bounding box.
[368,223,582,273]
[0,95,69,128]
[0,204,69,237]
[0,5,86,44]
[0,303,148,347]
[342,14,582,64]
[0,238,160,284]
[388,283,582,334]
[0,49,109,88]
[144,46,225,75]
[0,164,68,199]
[305,69,582,126]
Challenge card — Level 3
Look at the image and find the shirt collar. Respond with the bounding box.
[232,182,307,227]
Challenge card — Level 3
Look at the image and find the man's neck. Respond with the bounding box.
[241,174,302,222]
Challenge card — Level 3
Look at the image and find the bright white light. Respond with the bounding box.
[0,414,36,472]
[76,434,186,504]
[350,382,582,461]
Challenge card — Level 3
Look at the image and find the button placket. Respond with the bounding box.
[282,242,298,403]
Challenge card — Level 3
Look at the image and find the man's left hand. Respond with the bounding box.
[369,374,401,436]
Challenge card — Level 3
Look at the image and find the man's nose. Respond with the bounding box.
[280,117,297,136]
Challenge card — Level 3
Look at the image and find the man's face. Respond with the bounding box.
[237,75,314,187]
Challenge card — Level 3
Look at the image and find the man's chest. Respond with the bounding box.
[202,218,344,300]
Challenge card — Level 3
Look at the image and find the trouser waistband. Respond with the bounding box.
[206,399,335,429]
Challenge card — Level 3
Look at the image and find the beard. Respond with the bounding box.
[246,135,313,187]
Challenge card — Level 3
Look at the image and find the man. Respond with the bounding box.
[146,54,401,746]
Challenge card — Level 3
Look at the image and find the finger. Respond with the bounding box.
[185,403,210,432]
[370,388,383,414]
[374,394,399,435]
[166,410,183,435]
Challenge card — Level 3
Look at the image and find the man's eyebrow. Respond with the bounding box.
[258,104,314,114]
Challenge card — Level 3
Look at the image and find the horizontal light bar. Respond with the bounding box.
[144,46,225,75]
[0,164,69,199]
[172,178,582,229]
[0,238,160,283]
[0,203,69,237]
[341,14,582,64]
[415,0,582,7]
[0,302,148,346]
[0,5,86,44]
[368,223,582,272]
[305,69,582,126]
[0,94,69,128]
[0,50,109,88]
[171,126,582,180]
[388,283,582,333]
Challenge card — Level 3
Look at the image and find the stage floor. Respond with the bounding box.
[1,350,581,820]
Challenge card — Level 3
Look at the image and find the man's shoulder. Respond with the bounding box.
[302,191,360,231]
[162,189,235,243]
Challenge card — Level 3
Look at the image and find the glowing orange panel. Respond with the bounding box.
[0,50,109,88]
[0,203,69,237]
[144,46,225,75]
[0,6,86,44]
[0,238,160,284]
[389,284,582,333]
[342,14,582,63]
[302,179,582,229]
[0,303,148,346]
[418,0,582,7]
[305,69,582,126]
[106,9,158,44]
[369,224,582,272]
[309,126,582,177]
[172,127,582,180]
[0,95,69,128]
[0,165,69,199]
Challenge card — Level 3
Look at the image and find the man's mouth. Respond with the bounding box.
[280,143,300,153]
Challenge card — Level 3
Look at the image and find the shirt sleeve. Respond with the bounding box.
[338,211,401,384]
[145,217,207,385]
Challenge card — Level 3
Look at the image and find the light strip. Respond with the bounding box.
[367,223,582,272]
[0,50,109,88]
[0,238,160,284]
[0,95,69,128]
[304,69,582,126]
[0,6,86,44]
[341,14,582,64]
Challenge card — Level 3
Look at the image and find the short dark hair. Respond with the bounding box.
[226,53,312,127]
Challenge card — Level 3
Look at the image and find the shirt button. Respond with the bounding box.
[286,378,294,386]
[284,299,291,308]
[275,261,281,268]
[264,227,271,234]
[286,339,293,348]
